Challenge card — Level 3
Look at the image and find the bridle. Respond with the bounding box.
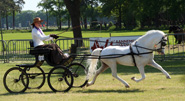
[130,35,167,67]
[155,35,167,52]
[133,35,168,53]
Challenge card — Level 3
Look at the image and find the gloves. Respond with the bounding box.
[50,34,59,39]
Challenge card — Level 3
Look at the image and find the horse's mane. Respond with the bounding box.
[134,30,164,43]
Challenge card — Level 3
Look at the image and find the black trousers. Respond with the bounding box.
[35,44,67,64]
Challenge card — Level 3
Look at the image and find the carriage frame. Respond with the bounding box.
[3,41,88,93]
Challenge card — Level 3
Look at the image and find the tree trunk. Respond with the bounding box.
[64,0,82,46]
[6,12,9,30]
[59,15,62,30]
[84,17,87,30]
[68,16,70,28]
[81,17,83,28]
[46,9,48,29]
[118,4,122,29]
[13,9,15,30]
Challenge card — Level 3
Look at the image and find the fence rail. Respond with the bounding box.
[1,34,185,63]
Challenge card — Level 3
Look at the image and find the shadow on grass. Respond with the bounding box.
[0,91,54,96]
[76,89,145,93]
[0,89,145,96]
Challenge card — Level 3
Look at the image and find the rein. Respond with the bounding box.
[73,51,153,59]
[133,44,164,52]
[133,35,167,52]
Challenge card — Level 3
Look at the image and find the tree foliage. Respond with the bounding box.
[0,0,25,29]
[100,0,185,29]
[2,0,185,31]
[38,0,67,30]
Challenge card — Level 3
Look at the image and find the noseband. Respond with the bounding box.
[155,35,167,52]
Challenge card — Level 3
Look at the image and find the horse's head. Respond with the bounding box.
[169,25,181,33]
[135,30,168,55]
[154,34,167,55]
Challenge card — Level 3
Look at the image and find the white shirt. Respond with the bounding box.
[32,27,53,47]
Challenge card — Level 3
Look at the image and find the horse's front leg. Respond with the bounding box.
[131,66,146,82]
[148,60,171,79]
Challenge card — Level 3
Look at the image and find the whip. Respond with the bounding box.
[56,28,70,35]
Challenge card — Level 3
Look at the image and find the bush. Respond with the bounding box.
[107,25,116,31]
[108,21,114,27]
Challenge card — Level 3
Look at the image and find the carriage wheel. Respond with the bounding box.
[67,63,88,88]
[25,66,45,89]
[47,66,73,92]
[3,67,29,93]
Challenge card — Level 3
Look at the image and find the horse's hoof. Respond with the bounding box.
[125,85,130,88]
[166,76,171,79]
[131,77,135,80]
[86,83,90,87]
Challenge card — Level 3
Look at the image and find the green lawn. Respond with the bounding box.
[1,29,185,100]
[0,60,185,101]
[1,30,169,40]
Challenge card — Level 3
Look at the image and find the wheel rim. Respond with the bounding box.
[4,68,29,93]
[26,67,45,89]
[48,67,73,92]
[68,63,87,88]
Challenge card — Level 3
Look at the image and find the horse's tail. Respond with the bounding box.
[86,48,102,80]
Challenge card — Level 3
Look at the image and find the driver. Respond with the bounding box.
[31,17,68,64]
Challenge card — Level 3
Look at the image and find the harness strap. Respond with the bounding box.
[135,42,140,55]
[129,44,137,67]
[98,49,103,60]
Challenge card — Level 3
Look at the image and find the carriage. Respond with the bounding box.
[3,41,88,93]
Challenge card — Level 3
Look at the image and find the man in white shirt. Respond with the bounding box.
[31,17,66,64]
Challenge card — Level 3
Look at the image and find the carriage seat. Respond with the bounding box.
[17,41,77,68]
[27,40,77,66]
[29,40,51,55]
[29,48,51,55]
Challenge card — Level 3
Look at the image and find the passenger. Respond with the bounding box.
[31,17,68,64]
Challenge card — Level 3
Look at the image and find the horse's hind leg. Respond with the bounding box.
[87,62,109,87]
[109,63,130,88]
[149,60,171,79]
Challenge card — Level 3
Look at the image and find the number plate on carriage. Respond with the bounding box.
[39,55,44,61]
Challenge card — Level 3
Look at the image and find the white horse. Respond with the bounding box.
[86,30,171,88]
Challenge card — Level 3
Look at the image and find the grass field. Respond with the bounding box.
[0,60,185,101]
[1,30,185,101]
[1,29,169,40]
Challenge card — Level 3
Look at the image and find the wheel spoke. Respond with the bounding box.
[3,67,29,93]
[48,66,73,92]
[67,63,87,87]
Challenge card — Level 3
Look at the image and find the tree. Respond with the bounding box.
[64,0,82,46]
[38,0,51,29]
[80,0,101,30]
[11,0,25,29]
[0,0,12,30]
[38,0,66,30]
[100,0,124,29]
[0,0,24,30]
